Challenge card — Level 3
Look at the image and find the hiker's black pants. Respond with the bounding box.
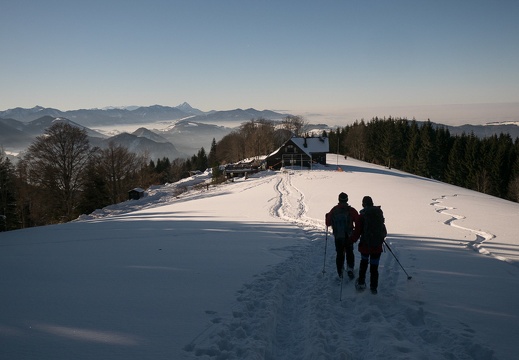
[335,238,354,276]
[359,252,381,290]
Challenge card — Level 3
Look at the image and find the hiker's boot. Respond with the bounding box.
[346,266,355,279]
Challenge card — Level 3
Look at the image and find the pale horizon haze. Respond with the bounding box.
[1,0,518,126]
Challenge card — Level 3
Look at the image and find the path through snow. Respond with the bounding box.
[186,173,494,359]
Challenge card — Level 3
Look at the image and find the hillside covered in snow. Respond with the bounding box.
[1,154,518,360]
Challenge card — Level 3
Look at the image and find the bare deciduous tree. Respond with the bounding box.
[24,122,93,222]
[96,142,141,204]
[282,115,308,137]
[215,118,294,164]
[240,118,277,159]
[216,131,245,163]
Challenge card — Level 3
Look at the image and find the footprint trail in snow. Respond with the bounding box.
[431,195,511,264]
[185,173,496,359]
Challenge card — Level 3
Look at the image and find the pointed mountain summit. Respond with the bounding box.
[176,102,204,116]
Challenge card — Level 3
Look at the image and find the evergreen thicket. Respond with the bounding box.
[326,117,519,202]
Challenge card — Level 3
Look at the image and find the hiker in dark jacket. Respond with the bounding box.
[356,196,387,294]
[325,192,361,279]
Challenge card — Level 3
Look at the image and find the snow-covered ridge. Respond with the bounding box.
[485,121,519,126]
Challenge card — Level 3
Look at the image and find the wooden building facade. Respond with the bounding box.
[265,137,329,170]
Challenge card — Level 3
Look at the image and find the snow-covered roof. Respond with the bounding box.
[290,137,329,156]
[129,187,145,193]
[265,137,330,159]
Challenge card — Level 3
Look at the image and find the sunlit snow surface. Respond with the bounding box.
[1,155,518,360]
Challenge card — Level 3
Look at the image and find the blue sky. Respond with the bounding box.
[1,0,518,124]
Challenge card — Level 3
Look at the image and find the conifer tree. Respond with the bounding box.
[208,138,218,167]
[416,120,435,178]
[490,134,514,198]
[445,136,466,186]
[194,147,208,172]
[380,118,404,169]
[344,120,366,160]
[403,120,420,174]
[463,134,481,191]
[508,139,519,201]
[433,126,452,181]
[0,156,17,231]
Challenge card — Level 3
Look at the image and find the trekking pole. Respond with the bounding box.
[384,240,412,280]
[322,227,328,275]
[339,272,344,301]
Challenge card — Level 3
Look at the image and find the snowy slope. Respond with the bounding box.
[1,155,518,360]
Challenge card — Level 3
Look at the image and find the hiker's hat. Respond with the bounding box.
[362,196,374,207]
[338,192,348,203]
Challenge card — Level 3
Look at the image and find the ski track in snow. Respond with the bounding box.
[269,170,323,231]
[431,195,511,264]
[185,173,495,359]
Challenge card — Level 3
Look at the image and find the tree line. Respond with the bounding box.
[325,117,519,203]
[5,115,513,232]
[0,116,307,231]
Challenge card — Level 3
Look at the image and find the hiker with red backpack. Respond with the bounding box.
[355,196,387,294]
[325,192,361,280]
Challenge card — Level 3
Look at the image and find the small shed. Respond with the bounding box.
[128,187,145,200]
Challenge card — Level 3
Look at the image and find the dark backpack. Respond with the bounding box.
[361,206,386,247]
[331,205,353,240]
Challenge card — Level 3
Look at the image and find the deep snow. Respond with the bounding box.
[1,154,518,360]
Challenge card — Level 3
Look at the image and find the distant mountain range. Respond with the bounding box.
[0,116,105,148]
[0,104,289,161]
[0,103,287,127]
[442,122,519,139]
[2,104,518,163]
[0,104,189,126]
[0,115,185,160]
